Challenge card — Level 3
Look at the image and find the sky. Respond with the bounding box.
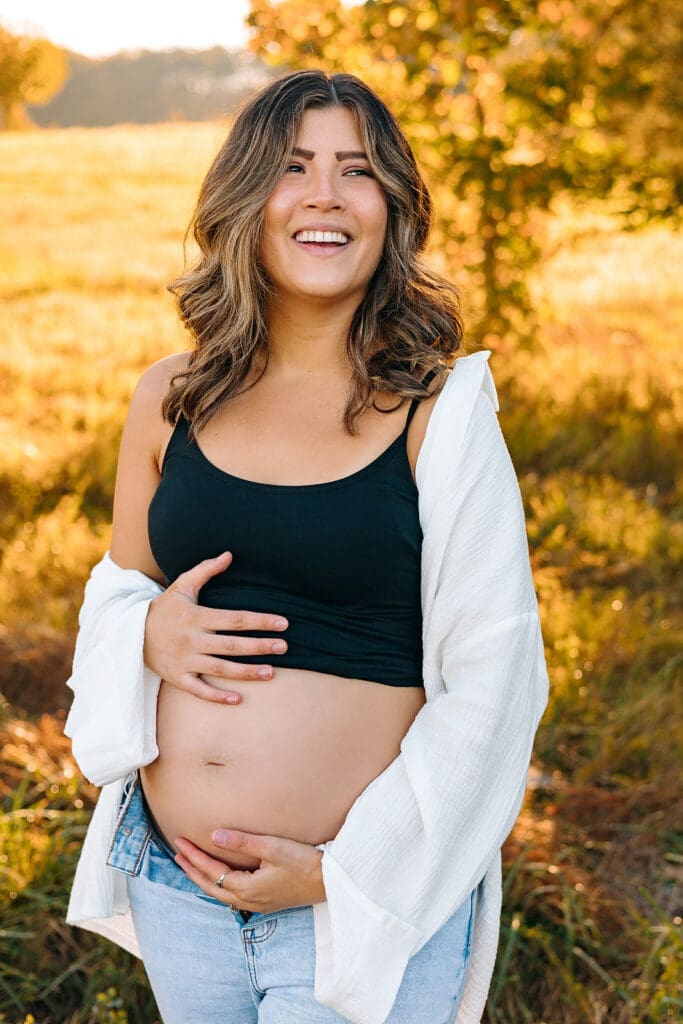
[0,0,253,56]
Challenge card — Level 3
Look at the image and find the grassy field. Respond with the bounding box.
[0,121,681,1023]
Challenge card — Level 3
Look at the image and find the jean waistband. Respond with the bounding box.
[106,772,154,875]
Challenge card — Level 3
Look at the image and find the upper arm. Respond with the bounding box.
[109,353,190,584]
[405,386,441,480]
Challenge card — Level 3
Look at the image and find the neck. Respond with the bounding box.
[264,293,362,380]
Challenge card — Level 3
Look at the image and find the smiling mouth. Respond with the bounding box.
[293,229,350,245]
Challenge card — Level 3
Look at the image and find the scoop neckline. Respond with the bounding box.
[177,418,413,493]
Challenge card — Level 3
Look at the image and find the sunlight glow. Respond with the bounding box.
[0,0,252,56]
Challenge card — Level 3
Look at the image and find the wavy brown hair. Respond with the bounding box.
[163,69,464,436]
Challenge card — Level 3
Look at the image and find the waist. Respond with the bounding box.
[199,585,424,687]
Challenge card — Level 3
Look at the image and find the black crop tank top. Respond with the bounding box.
[148,401,424,686]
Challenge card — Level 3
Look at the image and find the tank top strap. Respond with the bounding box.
[404,396,421,430]
[404,368,440,431]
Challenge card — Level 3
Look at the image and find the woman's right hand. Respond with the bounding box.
[143,551,288,704]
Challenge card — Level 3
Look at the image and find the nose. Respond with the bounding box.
[302,169,343,210]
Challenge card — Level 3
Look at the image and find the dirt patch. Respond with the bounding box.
[0,628,74,715]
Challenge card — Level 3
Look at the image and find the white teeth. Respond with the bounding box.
[294,230,349,244]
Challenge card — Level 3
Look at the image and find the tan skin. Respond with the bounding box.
[110,108,440,914]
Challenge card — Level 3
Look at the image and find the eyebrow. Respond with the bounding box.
[292,147,369,161]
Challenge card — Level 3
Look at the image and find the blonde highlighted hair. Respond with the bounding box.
[164,69,464,435]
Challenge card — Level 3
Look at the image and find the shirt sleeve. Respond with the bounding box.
[63,553,164,787]
[312,389,550,1024]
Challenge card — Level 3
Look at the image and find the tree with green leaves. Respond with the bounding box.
[247,0,682,343]
[0,27,68,129]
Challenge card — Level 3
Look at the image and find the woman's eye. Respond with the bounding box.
[344,167,373,177]
[286,162,305,173]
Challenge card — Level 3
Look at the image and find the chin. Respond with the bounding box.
[292,279,368,302]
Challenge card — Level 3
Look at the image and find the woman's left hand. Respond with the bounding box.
[174,829,326,914]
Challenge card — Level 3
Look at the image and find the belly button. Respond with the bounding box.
[204,760,227,767]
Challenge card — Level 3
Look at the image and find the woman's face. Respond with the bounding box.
[260,106,388,306]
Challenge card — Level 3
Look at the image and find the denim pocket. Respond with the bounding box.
[106,774,152,876]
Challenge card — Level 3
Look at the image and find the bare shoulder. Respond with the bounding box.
[126,351,192,467]
[131,351,191,410]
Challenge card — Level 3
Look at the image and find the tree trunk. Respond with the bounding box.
[0,102,33,130]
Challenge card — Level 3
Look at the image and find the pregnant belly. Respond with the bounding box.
[141,668,426,870]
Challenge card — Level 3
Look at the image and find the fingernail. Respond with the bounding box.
[212,830,230,845]
[274,618,288,629]
[258,667,272,679]
[272,640,286,653]
[226,695,240,704]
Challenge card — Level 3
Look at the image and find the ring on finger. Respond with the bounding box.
[216,871,229,889]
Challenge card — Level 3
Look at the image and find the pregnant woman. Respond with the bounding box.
[65,70,548,1024]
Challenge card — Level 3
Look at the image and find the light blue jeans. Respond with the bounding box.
[108,777,476,1024]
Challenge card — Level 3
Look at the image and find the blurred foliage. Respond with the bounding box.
[247,0,683,343]
[0,713,159,1024]
[0,27,68,130]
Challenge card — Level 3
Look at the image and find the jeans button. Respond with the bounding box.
[123,827,132,836]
